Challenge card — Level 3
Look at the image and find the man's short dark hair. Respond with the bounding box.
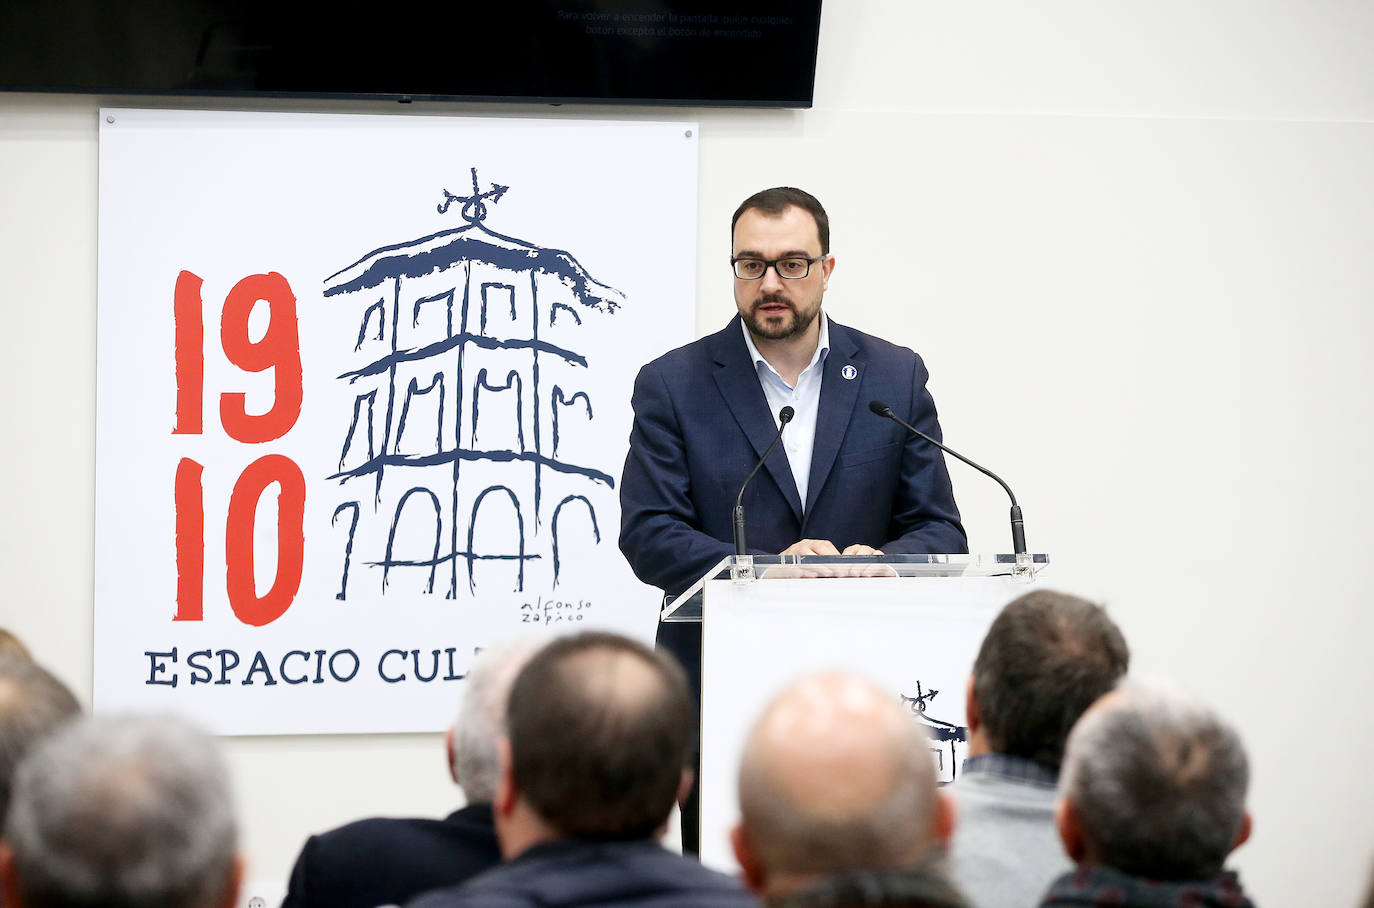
[732,187,830,254]
[0,655,80,825]
[506,631,692,840]
[1062,682,1249,880]
[972,590,1129,768]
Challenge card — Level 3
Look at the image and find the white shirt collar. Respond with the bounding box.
[740,311,830,386]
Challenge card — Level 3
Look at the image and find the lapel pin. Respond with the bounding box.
[841,364,858,381]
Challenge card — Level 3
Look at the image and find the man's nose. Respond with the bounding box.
[759,262,786,291]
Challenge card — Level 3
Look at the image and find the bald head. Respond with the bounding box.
[736,674,946,889]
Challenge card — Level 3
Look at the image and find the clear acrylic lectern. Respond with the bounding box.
[678,553,1048,872]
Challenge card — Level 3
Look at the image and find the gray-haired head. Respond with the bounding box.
[1060,681,1250,881]
[736,673,946,890]
[451,638,545,804]
[0,655,80,827]
[3,714,239,908]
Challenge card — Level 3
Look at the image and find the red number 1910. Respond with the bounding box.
[173,271,305,627]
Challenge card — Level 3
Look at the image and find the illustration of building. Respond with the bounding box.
[322,170,625,599]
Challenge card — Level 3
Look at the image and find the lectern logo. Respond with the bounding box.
[900,680,967,783]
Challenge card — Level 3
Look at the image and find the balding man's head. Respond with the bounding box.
[503,631,692,842]
[1057,682,1251,881]
[733,673,952,896]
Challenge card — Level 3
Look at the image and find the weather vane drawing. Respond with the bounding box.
[901,680,968,782]
[438,168,510,222]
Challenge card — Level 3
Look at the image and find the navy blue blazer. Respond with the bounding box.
[619,315,967,692]
[406,838,755,908]
[281,805,501,908]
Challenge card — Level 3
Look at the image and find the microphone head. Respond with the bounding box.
[779,406,795,423]
[868,400,894,418]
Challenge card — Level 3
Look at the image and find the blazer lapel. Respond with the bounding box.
[804,322,864,519]
[710,318,804,523]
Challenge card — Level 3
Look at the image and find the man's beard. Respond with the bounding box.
[746,293,819,341]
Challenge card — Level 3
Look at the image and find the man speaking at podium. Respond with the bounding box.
[618,187,967,848]
[620,186,967,603]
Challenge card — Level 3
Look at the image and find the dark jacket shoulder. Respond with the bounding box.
[283,805,500,908]
[408,838,756,907]
[1040,865,1255,907]
[766,861,967,908]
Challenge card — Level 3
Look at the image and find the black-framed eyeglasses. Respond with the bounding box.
[730,255,826,280]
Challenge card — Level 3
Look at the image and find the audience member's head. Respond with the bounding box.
[0,656,80,827]
[968,589,1129,768]
[494,631,692,856]
[447,638,545,804]
[0,715,241,908]
[732,672,954,899]
[1056,681,1252,881]
[0,631,31,661]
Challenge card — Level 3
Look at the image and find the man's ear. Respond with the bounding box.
[676,767,695,806]
[820,253,836,291]
[216,855,244,908]
[1054,797,1088,865]
[0,841,23,907]
[445,726,459,786]
[495,736,517,818]
[931,790,956,847]
[1231,811,1253,853]
[731,823,766,894]
[965,677,980,734]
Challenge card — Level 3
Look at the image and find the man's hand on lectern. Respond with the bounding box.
[771,539,840,578]
[769,540,890,578]
[780,539,841,557]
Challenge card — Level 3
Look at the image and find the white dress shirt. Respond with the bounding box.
[740,312,830,510]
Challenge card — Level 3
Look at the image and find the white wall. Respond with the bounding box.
[3,2,1372,904]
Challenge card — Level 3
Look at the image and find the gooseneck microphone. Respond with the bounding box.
[868,400,1027,555]
[733,406,796,556]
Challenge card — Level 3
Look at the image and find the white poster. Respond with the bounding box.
[94,109,697,734]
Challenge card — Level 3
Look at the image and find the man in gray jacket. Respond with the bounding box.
[947,590,1129,907]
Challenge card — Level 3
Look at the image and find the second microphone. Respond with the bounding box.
[732,406,795,556]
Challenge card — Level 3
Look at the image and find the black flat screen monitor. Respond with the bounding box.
[0,1,823,107]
